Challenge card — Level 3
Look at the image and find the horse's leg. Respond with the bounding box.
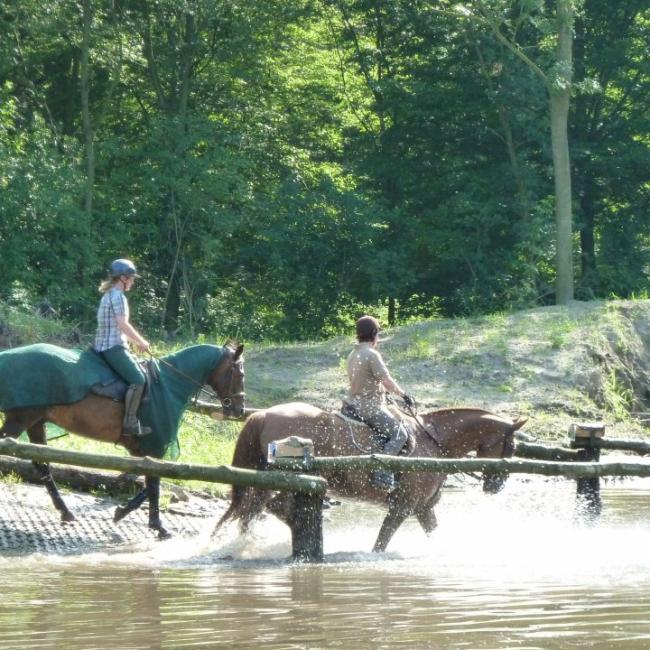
[414,504,438,535]
[414,488,443,536]
[27,421,75,523]
[145,476,171,540]
[0,408,41,438]
[114,486,149,524]
[372,495,412,553]
[266,492,295,527]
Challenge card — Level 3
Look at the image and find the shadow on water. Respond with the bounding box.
[2,476,650,649]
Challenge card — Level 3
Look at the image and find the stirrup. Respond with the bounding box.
[123,419,152,437]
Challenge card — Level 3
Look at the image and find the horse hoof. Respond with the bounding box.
[157,527,172,540]
[61,512,76,523]
[114,506,127,523]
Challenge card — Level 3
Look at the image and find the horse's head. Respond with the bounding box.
[478,416,526,494]
[206,343,245,418]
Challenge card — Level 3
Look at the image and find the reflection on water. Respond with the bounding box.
[1,477,650,649]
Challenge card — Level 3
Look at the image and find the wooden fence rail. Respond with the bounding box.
[0,438,327,495]
[3,433,650,563]
[273,453,650,479]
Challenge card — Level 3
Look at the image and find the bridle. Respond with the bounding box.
[149,349,245,410]
[480,426,516,459]
[217,358,245,410]
[397,400,515,481]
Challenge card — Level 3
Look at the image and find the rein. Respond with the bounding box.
[395,400,514,481]
[392,398,446,455]
[148,350,243,408]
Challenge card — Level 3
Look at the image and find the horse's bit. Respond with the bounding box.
[218,359,245,409]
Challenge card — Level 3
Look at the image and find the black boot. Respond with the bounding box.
[371,424,408,491]
[123,384,151,436]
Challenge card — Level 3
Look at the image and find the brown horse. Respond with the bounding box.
[218,402,526,552]
[0,342,245,538]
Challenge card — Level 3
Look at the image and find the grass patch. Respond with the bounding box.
[0,302,78,348]
[602,369,634,421]
[545,313,579,350]
[0,471,23,485]
[50,413,242,496]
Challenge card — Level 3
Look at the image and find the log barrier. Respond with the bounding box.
[3,430,650,562]
[273,454,650,478]
[0,438,327,496]
[271,433,650,561]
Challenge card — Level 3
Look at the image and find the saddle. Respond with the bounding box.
[89,357,157,403]
[338,403,415,454]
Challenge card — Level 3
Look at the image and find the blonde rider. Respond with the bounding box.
[94,259,151,437]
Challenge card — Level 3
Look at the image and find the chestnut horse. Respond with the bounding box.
[218,402,526,552]
[0,343,244,538]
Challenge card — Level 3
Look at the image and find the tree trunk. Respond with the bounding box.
[388,297,396,326]
[550,0,575,304]
[163,264,181,334]
[80,0,94,217]
[578,187,597,292]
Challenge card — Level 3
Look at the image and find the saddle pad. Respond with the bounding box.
[0,343,117,410]
[0,343,224,461]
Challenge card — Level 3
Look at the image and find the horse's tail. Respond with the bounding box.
[215,411,270,533]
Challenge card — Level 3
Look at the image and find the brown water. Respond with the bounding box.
[2,476,650,649]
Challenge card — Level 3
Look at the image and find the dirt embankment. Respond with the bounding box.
[2,298,650,442]
[244,300,650,442]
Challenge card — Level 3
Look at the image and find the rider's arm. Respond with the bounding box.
[382,374,407,399]
[115,314,150,352]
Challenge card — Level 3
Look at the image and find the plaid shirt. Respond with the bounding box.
[94,287,129,351]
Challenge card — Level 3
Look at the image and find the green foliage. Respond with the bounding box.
[0,302,74,348]
[0,0,647,340]
[603,369,634,421]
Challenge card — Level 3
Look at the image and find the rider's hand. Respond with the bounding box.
[403,393,415,407]
[137,339,151,353]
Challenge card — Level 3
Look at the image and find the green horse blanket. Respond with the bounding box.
[0,343,224,459]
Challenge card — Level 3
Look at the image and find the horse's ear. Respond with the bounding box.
[512,417,527,431]
[234,344,244,361]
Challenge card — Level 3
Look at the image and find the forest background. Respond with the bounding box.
[0,0,649,342]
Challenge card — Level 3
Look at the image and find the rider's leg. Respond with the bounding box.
[362,408,408,490]
[123,384,148,435]
[101,346,149,436]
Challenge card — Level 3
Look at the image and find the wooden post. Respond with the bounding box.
[569,423,604,519]
[267,436,324,563]
[575,443,601,518]
[291,491,323,562]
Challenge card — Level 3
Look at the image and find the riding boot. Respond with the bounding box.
[382,424,409,456]
[123,384,151,437]
[371,423,408,491]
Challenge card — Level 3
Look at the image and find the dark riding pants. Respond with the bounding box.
[99,346,146,386]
